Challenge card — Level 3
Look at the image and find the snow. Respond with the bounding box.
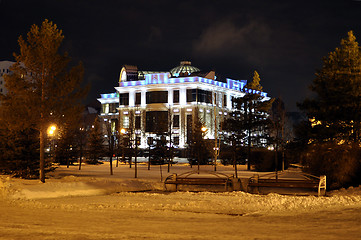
[1,162,361,239]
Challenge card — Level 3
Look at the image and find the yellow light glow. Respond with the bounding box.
[201,126,207,132]
[120,128,126,134]
[48,125,57,136]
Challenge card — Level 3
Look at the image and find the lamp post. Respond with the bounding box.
[47,125,57,162]
[134,136,140,178]
[198,126,207,173]
[120,128,126,165]
[79,127,84,170]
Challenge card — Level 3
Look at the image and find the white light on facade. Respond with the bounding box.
[187,108,192,112]
[123,111,129,115]
[173,108,179,113]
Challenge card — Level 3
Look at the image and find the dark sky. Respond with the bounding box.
[1,0,361,111]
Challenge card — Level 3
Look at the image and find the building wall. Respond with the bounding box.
[0,61,15,96]
[98,67,269,150]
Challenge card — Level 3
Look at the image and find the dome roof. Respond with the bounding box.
[170,61,200,77]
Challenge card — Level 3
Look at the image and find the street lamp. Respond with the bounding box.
[197,126,207,173]
[120,128,127,165]
[47,125,57,162]
[201,126,207,133]
[48,125,56,136]
[120,128,126,134]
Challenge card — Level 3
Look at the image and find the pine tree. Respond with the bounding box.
[187,109,210,170]
[87,117,105,164]
[0,20,87,182]
[225,71,273,170]
[298,31,361,144]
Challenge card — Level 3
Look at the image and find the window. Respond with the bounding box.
[135,92,141,105]
[173,136,179,145]
[186,89,212,103]
[186,114,193,143]
[119,93,129,106]
[109,103,117,113]
[223,94,227,107]
[173,90,179,103]
[173,115,179,128]
[135,116,141,129]
[111,119,118,133]
[146,111,168,133]
[186,89,196,102]
[123,116,129,128]
[147,137,154,146]
[146,91,168,104]
[102,104,109,113]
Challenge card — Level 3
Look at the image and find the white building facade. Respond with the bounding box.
[98,61,269,149]
[0,61,14,96]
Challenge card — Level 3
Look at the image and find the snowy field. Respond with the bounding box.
[1,162,361,239]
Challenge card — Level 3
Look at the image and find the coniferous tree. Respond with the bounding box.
[87,117,105,164]
[298,31,361,144]
[226,71,273,170]
[187,109,210,170]
[0,19,87,182]
[269,97,287,171]
[0,128,39,178]
[296,31,361,188]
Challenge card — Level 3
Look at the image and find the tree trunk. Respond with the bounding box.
[40,129,45,183]
[110,156,113,175]
[134,144,137,178]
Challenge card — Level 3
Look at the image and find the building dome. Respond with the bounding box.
[170,61,200,77]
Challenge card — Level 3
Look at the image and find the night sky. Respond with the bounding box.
[1,0,361,111]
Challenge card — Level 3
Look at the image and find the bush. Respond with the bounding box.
[0,128,41,178]
[252,148,287,172]
[219,145,247,165]
[302,143,361,189]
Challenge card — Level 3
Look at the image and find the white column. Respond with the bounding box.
[129,91,135,107]
[180,87,187,105]
[141,90,146,107]
[168,89,173,106]
[227,94,232,110]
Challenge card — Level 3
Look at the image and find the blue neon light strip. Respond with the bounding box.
[100,93,118,99]
[117,74,267,97]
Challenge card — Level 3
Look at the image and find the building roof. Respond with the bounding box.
[170,61,200,77]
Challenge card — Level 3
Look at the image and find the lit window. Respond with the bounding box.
[123,116,129,128]
[102,104,109,113]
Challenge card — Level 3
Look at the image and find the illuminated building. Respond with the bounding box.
[98,61,269,149]
[0,61,14,97]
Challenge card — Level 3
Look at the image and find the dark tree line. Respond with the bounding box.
[297,31,361,188]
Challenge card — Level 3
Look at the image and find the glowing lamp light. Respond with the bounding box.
[48,125,56,136]
[120,128,126,134]
[201,126,207,132]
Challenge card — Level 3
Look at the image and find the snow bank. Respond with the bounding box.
[2,174,361,215]
[0,174,164,200]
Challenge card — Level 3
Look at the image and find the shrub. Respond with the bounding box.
[302,143,361,189]
[252,148,287,172]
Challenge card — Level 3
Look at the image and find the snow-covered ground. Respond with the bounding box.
[1,162,361,239]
